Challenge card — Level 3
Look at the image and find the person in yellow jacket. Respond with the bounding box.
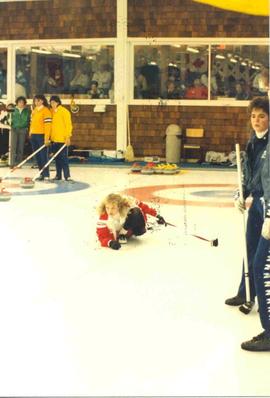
[29,94,52,181]
[49,96,73,182]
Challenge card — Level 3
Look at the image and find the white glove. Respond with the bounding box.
[234,198,246,213]
[262,218,270,240]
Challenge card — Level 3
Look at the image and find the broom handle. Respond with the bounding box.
[33,144,66,181]
[2,144,46,180]
[127,105,131,146]
[235,143,251,302]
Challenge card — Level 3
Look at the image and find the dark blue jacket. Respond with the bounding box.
[242,131,269,200]
[261,135,270,217]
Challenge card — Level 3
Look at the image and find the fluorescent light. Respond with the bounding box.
[31,49,52,55]
[149,61,157,65]
[187,47,199,53]
[230,58,238,63]
[62,52,81,58]
[241,61,247,66]
[173,44,181,48]
[215,54,225,59]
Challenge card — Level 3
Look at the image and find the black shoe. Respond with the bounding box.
[225,295,245,306]
[241,332,270,351]
[35,175,44,181]
[65,177,74,184]
[51,176,62,181]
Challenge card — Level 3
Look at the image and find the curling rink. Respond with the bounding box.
[0,165,269,397]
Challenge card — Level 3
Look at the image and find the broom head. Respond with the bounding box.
[125,144,135,162]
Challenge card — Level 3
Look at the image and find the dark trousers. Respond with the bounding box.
[253,236,270,336]
[123,207,146,236]
[237,197,264,301]
[0,129,9,157]
[52,142,70,180]
[30,134,49,177]
[10,128,27,166]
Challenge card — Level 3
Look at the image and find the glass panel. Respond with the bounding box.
[0,48,7,99]
[16,45,114,99]
[134,45,209,100]
[211,45,269,100]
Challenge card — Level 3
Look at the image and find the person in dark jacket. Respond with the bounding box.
[10,96,30,167]
[225,97,269,311]
[241,120,270,352]
[0,102,11,161]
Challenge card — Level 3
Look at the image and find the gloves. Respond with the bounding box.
[234,198,246,213]
[109,240,121,250]
[234,191,245,213]
[65,137,71,146]
[262,218,270,240]
[157,215,166,225]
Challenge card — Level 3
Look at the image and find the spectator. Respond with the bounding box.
[10,96,30,167]
[185,78,208,99]
[70,63,90,94]
[92,63,112,96]
[235,82,251,100]
[44,67,64,94]
[137,56,160,99]
[134,72,148,99]
[0,102,11,160]
[88,81,102,99]
[162,81,183,99]
[0,62,7,99]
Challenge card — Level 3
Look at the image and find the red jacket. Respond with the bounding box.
[96,201,157,247]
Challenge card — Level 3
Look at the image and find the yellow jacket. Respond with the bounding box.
[30,106,52,141]
[51,105,72,143]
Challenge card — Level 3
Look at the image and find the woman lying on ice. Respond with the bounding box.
[96,193,166,250]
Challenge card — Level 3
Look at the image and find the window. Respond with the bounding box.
[134,45,209,100]
[211,45,269,100]
[15,45,114,99]
[0,48,7,99]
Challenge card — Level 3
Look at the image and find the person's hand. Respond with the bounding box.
[65,138,71,146]
[44,139,50,147]
[157,215,166,225]
[234,198,246,213]
[262,218,270,240]
[109,240,121,250]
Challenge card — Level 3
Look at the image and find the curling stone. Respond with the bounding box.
[0,188,11,201]
[20,177,35,189]
[211,238,219,247]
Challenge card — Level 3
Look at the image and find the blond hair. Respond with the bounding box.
[98,193,132,217]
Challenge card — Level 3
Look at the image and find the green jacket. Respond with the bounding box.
[11,107,30,129]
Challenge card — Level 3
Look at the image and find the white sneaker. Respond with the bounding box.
[118,234,128,244]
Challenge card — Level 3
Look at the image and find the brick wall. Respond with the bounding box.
[129,105,250,157]
[0,0,116,40]
[128,0,269,37]
[70,105,116,150]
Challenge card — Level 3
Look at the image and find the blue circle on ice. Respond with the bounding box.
[5,178,90,196]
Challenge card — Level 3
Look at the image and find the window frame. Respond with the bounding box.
[128,37,269,107]
[0,45,9,101]
[2,38,116,105]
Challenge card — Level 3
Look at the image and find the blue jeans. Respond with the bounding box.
[237,197,264,301]
[253,236,270,336]
[30,134,49,177]
[52,142,70,180]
